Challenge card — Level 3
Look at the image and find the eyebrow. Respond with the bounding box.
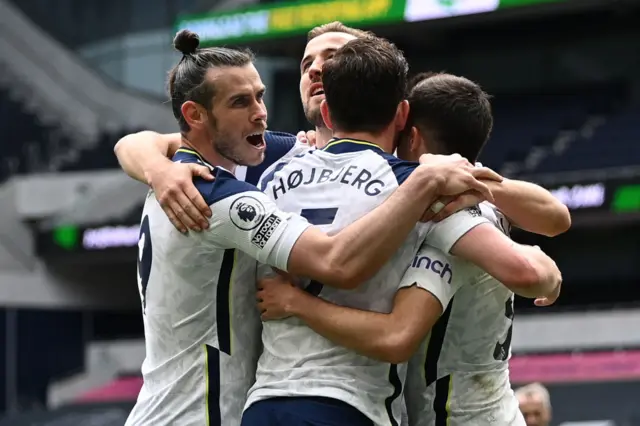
[300,48,338,69]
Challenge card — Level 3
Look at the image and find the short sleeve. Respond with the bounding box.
[399,245,463,309]
[426,206,490,254]
[206,186,311,271]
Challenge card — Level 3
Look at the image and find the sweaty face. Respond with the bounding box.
[518,396,550,426]
[206,64,267,167]
[299,32,356,128]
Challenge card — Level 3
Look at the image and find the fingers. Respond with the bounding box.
[161,204,187,234]
[171,192,205,232]
[471,167,503,183]
[434,191,485,222]
[464,177,495,204]
[306,130,317,147]
[296,131,308,144]
[184,185,212,227]
[188,164,214,181]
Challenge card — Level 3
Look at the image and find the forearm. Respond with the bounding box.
[327,168,442,285]
[287,289,397,362]
[114,131,177,184]
[514,244,562,298]
[488,178,571,236]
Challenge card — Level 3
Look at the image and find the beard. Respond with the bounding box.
[205,110,250,166]
[303,102,325,128]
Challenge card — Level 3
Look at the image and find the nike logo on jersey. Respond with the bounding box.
[271,165,385,200]
[411,255,453,284]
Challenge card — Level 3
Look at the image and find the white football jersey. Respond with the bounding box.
[246,138,489,426]
[402,203,525,426]
[125,147,311,426]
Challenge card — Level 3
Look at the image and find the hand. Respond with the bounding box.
[531,246,563,307]
[425,190,486,222]
[147,161,213,233]
[534,281,561,307]
[418,154,502,203]
[296,130,317,147]
[256,274,301,321]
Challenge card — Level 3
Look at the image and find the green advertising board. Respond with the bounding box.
[177,0,407,45]
[176,0,573,46]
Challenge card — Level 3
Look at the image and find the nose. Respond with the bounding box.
[253,102,267,123]
[309,58,323,81]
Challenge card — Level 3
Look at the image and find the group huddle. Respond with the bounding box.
[114,21,568,426]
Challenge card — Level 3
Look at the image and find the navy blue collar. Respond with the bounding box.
[173,147,215,170]
[322,138,385,155]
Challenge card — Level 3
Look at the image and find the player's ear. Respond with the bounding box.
[411,126,428,156]
[320,100,333,130]
[181,101,206,130]
[394,100,410,131]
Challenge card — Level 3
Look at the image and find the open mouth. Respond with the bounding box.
[310,83,324,98]
[246,132,265,149]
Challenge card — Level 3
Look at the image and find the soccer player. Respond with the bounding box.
[238,37,503,426]
[256,73,566,426]
[114,22,570,236]
[125,31,496,426]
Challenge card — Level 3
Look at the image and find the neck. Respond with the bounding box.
[182,133,236,174]
[314,126,333,149]
[332,128,396,154]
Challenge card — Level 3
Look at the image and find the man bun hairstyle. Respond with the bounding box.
[173,29,200,56]
[167,30,255,132]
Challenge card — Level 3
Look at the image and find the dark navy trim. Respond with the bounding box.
[322,138,385,155]
[216,249,235,355]
[205,345,221,425]
[172,149,261,206]
[384,364,403,426]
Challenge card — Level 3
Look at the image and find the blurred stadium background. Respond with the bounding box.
[0,0,639,425]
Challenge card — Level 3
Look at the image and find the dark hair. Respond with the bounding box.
[407,72,493,162]
[168,30,255,132]
[322,37,408,134]
[307,21,374,42]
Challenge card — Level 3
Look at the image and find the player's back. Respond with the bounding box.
[247,139,487,425]
[404,203,525,426]
[126,151,263,426]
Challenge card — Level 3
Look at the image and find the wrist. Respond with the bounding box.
[143,157,172,187]
[284,287,307,317]
[416,165,445,199]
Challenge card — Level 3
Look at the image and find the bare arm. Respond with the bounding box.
[287,165,442,288]
[114,131,181,183]
[114,131,213,232]
[450,223,561,298]
[487,178,571,237]
[287,156,502,288]
[258,278,441,364]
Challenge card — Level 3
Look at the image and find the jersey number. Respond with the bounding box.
[137,216,153,314]
[493,296,514,361]
[300,207,339,296]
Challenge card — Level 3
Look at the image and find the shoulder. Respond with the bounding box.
[195,168,261,206]
[371,151,419,185]
[478,202,512,236]
[245,131,298,185]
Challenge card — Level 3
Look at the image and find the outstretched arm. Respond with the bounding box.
[487,178,571,236]
[114,131,181,183]
[449,222,562,300]
[432,179,571,237]
[257,276,442,364]
[287,156,501,288]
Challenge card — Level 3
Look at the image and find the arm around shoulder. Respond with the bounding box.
[114,131,182,183]
[450,223,561,298]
